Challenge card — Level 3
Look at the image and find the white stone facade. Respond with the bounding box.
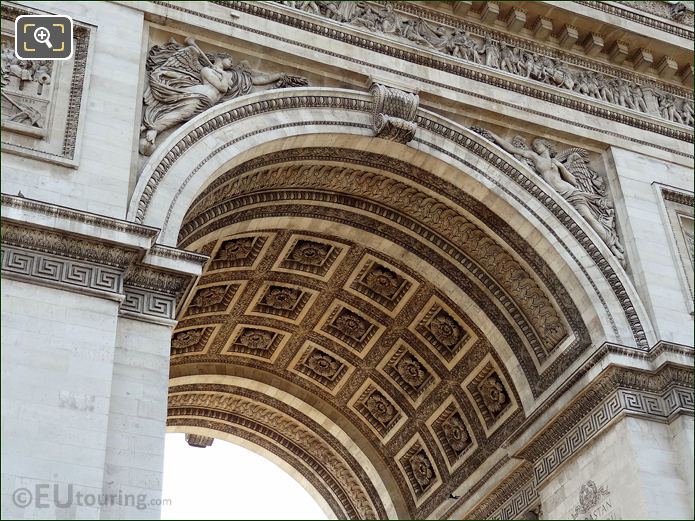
[1,1,693,519]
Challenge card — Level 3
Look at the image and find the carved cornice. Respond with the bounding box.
[585,1,694,36]
[266,1,693,124]
[124,265,191,297]
[1,194,160,242]
[1,197,199,319]
[464,461,537,521]
[150,244,209,264]
[459,363,694,520]
[0,221,134,301]
[662,186,695,206]
[120,264,194,322]
[1,223,142,269]
[400,1,694,80]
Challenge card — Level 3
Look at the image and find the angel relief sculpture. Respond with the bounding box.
[139,37,309,155]
[473,128,626,266]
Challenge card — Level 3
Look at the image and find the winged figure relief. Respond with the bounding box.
[139,37,309,155]
[471,127,626,266]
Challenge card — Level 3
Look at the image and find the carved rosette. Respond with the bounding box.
[370,82,419,143]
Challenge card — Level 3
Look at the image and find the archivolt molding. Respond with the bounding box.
[131,93,373,223]
[129,88,652,351]
[167,385,387,519]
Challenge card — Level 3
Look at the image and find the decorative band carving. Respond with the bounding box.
[456,364,694,519]
[1,245,123,296]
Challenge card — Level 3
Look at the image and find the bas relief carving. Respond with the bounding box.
[280,1,694,127]
[471,127,626,266]
[571,481,619,520]
[1,35,52,130]
[139,37,309,155]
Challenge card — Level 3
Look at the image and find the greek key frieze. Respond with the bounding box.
[1,245,123,295]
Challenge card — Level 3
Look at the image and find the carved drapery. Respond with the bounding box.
[470,127,626,266]
[139,36,309,155]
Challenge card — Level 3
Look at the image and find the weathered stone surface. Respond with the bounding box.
[0,1,693,520]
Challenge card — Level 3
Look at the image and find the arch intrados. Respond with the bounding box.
[165,425,338,519]
[128,87,653,350]
[149,88,660,519]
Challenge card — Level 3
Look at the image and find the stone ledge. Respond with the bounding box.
[1,194,208,324]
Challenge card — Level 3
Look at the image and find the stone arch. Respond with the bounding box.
[127,87,658,518]
[129,87,653,351]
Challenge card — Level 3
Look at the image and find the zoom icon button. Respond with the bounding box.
[15,15,73,60]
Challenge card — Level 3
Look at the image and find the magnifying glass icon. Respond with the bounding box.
[33,26,53,49]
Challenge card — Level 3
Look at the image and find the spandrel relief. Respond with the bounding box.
[139,37,309,155]
[280,1,693,127]
[472,127,625,266]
